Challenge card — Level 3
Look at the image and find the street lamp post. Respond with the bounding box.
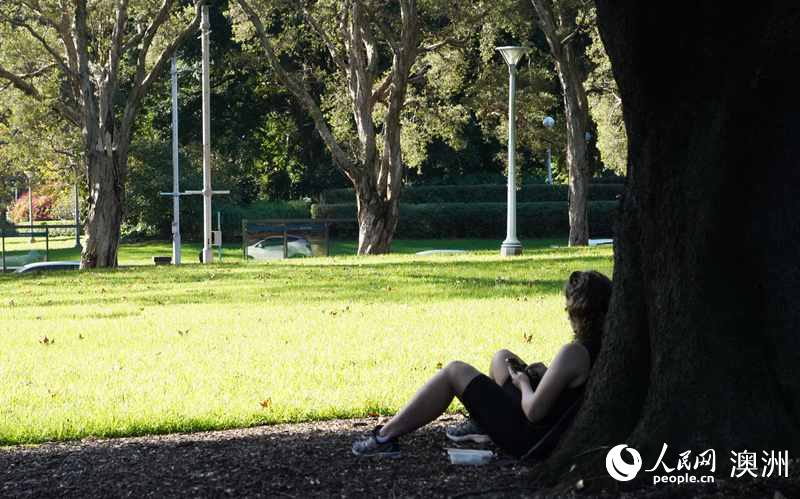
[73,175,81,249]
[24,171,34,243]
[497,46,529,257]
[543,116,555,185]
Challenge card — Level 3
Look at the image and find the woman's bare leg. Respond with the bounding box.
[489,349,526,386]
[378,361,480,440]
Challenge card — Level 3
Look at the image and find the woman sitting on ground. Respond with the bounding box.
[352,270,612,459]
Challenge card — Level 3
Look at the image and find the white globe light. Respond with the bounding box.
[543,116,555,128]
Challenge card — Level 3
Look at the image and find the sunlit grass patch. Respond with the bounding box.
[0,241,613,445]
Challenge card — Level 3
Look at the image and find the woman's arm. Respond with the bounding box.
[509,343,589,423]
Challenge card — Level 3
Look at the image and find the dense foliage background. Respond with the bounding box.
[0,1,625,241]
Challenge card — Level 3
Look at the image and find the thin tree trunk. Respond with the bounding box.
[531,0,591,246]
[559,63,590,246]
[539,2,800,493]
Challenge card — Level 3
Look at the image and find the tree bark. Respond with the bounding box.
[530,0,590,246]
[355,177,399,254]
[559,62,590,247]
[82,151,126,268]
[540,2,800,492]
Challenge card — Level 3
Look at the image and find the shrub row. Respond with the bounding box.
[312,201,618,239]
[409,173,625,186]
[321,183,624,204]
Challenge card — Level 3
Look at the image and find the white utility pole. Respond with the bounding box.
[171,55,182,265]
[163,6,227,263]
[201,5,213,264]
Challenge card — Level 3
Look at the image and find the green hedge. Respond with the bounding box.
[217,200,312,239]
[410,173,625,186]
[121,199,311,241]
[312,201,618,239]
[321,183,624,204]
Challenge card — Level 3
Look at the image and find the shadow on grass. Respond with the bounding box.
[2,252,611,309]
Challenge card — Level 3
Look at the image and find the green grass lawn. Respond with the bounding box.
[0,241,613,445]
[1,235,569,266]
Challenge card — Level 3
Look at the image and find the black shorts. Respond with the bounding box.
[458,374,552,458]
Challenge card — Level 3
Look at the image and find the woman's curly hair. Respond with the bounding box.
[564,270,613,361]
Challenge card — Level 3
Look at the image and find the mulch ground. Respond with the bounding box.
[1,416,797,498]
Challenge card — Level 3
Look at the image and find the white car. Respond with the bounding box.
[247,235,312,260]
[14,261,81,274]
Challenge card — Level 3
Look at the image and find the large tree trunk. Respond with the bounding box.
[81,149,126,268]
[540,1,800,493]
[355,179,399,254]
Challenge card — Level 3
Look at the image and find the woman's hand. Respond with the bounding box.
[528,362,547,377]
[507,366,532,390]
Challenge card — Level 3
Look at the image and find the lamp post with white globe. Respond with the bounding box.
[543,116,555,185]
[497,46,529,257]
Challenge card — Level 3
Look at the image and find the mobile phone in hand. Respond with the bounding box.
[505,357,527,373]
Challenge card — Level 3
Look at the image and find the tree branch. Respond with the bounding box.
[130,0,176,90]
[300,3,347,71]
[369,72,392,108]
[19,64,56,79]
[74,0,99,145]
[120,1,203,141]
[0,64,42,99]
[5,16,75,80]
[530,0,562,58]
[0,63,80,126]
[100,0,130,133]
[377,0,417,200]
[560,27,580,46]
[237,0,357,177]
[421,37,467,52]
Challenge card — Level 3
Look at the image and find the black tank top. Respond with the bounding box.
[536,340,592,427]
[536,383,586,428]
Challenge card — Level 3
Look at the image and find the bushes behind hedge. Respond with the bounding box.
[312,201,618,239]
[322,183,624,204]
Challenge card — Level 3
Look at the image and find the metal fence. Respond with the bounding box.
[241,219,354,261]
[1,224,81,272]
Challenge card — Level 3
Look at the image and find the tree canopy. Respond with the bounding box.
[0,0,622,252]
